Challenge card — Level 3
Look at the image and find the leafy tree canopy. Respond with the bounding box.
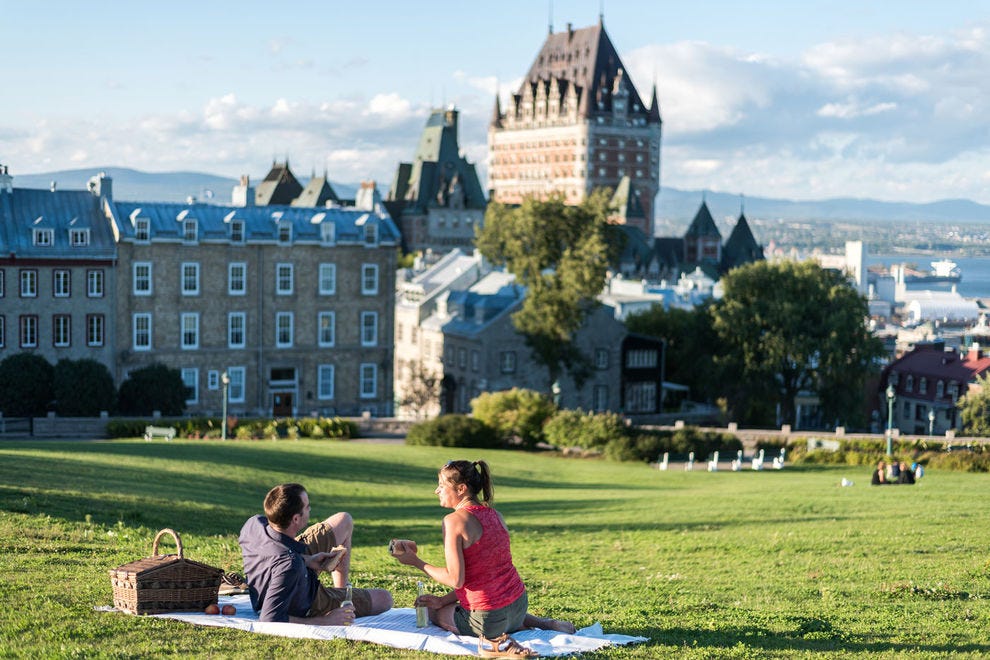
[0,353,54,417]
[117,363,189,417]
[959,373,990,437]
[54,359,116,416]
[475,191,619,388]
[711,260,884,428]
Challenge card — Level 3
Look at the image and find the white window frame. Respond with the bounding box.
[208,370,219,390]
[87,270,104,297]
[228,312,246,349]
[182,218,198,243]
[53,270,71,297]
[276,312,294,348]
[133,313,152,351]
[20,315,38,348]
[360,311,378,346]
[278,220,292,244]
[135,218,150,242]
[87,314,104,347]
[180,312,200,349]
[20,270,37,298]
[0,316,4,347]
[361,264,379,295]
[318,364,335,400]
[133,262,153,296]
[53,315,71,347]
[228,262,247,296]
[318,311,335,347]
[182,368,199,404]
[276,263,294,295]
[320,222,336,245]
[359,363,377,399]
[230,220,244,243]
[319,263,336,295]
[181,262,200,296]
[33,228,54,246]
[500,351,516,374]
[228,366,246,403]
[69,228,90,246]
[0,270,4,297]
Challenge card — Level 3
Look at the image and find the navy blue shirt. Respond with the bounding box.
[238,515,316,622]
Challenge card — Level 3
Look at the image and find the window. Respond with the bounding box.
[53,270,71,297]
[0,270,4,297]
[500,351,517,374]
[20,315,38,347]
[919,377,928,394]
[53,315,71,347]
[208,370,219,390]
[905,375,914,393]
[181,262,200,295]
[228,312,246,349]
[133,313,152,350]
[278,220,292,243]
[625,349,658,368]
[276,263,293,295]
[87,315,104,346]
[360,363,377,398]
[595,348,609,369]
[182,368,198,404]
[180,313,199,349]
[183,218,198,242]
[361,264,379,295]
[33,228,54,246]
[471,350,480,372]
[363,222,377,245]
[230,220,244,243]
[594,385,609,411]
[936,380,945,398]
[87,270,104,297]
[0,316,4,347]
[276,312,293,347]
[361,311,378,346]
[458,347,467,369]
[228,367,246,403]
[624,382,656,413]
[69,228,90,246]
[135,218,150,241]
[319,263,336,295]
[20,270,37,297]
[320,222,336,244]
[228,262,246,295]
[318,365,335,399]
[318,312,335,347]
[133,262,152,295]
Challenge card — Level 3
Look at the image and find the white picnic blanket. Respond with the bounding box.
[150,594,647,656]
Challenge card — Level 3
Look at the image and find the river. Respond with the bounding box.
[867,254,990,300]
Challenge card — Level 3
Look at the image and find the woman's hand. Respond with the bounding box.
[414,593,445,610]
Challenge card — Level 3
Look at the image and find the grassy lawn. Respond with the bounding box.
[1,438,988,658]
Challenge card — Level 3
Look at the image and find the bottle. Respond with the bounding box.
[415,581,428,628]
[340,582,353,626]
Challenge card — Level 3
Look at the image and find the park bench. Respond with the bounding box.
[144,425,176,442]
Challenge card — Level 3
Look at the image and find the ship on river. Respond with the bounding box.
[902,258,962,284]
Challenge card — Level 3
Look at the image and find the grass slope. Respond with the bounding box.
[1,439,988,658]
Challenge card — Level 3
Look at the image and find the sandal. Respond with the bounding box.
[218,572,249,596]
[478,633,538,658]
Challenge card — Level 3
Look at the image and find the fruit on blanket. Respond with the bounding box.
[204,603,220,615]
[221,604,236,616]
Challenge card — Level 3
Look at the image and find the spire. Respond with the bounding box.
[491,92,503,128]
[649,82,662,123]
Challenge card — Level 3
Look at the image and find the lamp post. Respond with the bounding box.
[221,371,230,441]
[551,379,561,408]
[885,383,896,456]
[928,408,935,436]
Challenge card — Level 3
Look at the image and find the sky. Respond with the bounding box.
[3,0,990,204]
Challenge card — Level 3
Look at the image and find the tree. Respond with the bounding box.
[475,191,619,390]
[710,260,884,428]
[0,353,54,416]
[470,388,557,449]
[959,374,990,436]
[117,363,189,416]
[397,361,442,419]
[53,359,117,416]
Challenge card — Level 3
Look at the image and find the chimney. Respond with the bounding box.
[0,164,11,193]
[87,172,112,200]
[967,342,982,362]
[232,174,255,207]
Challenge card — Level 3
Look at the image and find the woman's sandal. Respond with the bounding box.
[478,633,539,658]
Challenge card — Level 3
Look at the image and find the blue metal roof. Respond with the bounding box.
[0,188,116,259]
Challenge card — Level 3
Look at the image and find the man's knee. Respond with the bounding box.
[323,511,353,540]
[369,588,393,614]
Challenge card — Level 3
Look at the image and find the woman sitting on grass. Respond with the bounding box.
[391,459,575,658]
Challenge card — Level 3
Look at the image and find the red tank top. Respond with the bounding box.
[455,505,526,611]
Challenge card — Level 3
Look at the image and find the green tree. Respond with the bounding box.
[711,260,884,428]
[470,388,557,449]
[959,373,990,436]
[0,353,54,416]
[53,359,117,416]
[475,191,619,391]
[117,363,189,416]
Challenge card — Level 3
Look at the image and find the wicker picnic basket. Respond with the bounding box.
[109,528,223,615]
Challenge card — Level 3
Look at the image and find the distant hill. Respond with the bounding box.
[10,166,990,224]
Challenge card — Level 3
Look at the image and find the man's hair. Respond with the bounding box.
[264,483,306,529]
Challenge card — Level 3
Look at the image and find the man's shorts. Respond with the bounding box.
[297,520,374,617]
[454,591,528,638]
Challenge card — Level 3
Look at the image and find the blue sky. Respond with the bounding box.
[3,0,990,204]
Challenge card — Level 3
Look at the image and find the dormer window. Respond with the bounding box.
[33,228,54,246]
[135,217,150,241]
[919,377,928,394]
[905,375,914,392]
[889,372,899,386]
[278,220,292,244]
[230,220,244,243]
[936,380,945,398]
[183,219,198,242]
[320,221,336,245]
[69,228,90,246]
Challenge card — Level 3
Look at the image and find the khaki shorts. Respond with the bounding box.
[296,520,373,617]
[454,591,528,638]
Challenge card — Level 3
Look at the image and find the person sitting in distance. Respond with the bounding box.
[871,461,889,485]
[897,461,916,485]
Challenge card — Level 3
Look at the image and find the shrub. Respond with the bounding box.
[406,415,500,448]
[544,409,628,450]
[117,363,188,416]
[470,388,556,449]
[618,427,743,463]
[0,353,54,417]
[53,358,116,416]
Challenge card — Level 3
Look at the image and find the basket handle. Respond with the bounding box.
[152,528,184,558]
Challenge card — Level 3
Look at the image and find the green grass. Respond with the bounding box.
[1,438,989,658]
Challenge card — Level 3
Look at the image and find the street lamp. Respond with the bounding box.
[221,371,230,441]
[928,408,935,436]
[551,379,561,408]
[885,383,896,456]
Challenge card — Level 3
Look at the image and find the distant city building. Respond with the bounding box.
[234,161,344,208]
[386,107,487,257]
[488,19,662,237]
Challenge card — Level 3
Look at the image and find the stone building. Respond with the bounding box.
[386,107,487,257]
[0,168,117,373]
[488,18,662,237]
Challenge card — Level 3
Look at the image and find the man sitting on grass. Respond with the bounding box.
[239,483,393,624]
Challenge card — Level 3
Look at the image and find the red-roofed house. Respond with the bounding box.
[880,341,990,435]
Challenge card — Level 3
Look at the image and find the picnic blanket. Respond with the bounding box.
[148,594,647,656]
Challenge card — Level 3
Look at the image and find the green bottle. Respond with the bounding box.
[415,581,428,628]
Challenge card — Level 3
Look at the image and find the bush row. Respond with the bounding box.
[106,416,357,440]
